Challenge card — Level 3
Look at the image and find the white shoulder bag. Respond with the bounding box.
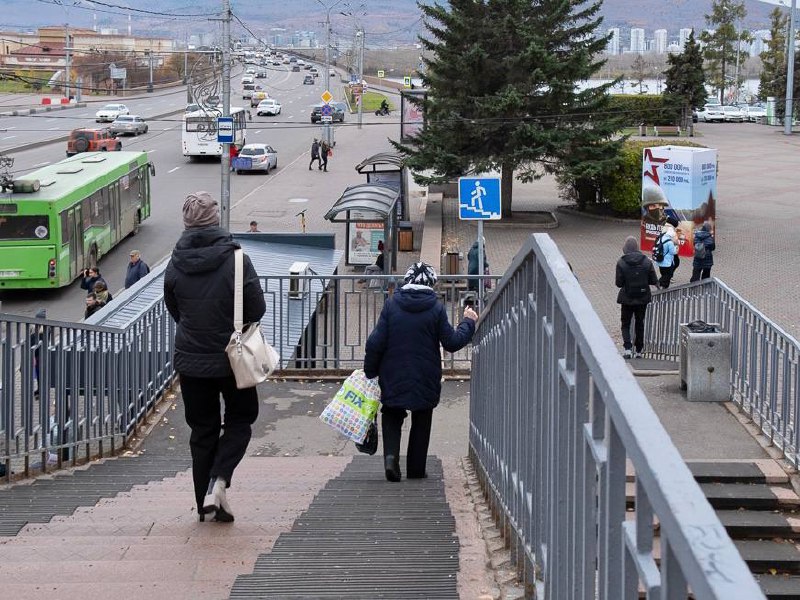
[225,249,279,389]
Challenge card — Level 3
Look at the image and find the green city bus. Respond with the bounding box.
[0,151,154,289]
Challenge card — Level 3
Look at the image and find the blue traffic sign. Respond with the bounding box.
[458,176,502,220]
[217,117,234,143]
[320,104,333,116]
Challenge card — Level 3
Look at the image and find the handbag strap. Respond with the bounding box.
[233,248,244,333]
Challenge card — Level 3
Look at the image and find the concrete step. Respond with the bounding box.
[736,540,800,575]
[717,510,800,539]
[699,483,800,511]
[687,461,789,485]
[756,574,800,599]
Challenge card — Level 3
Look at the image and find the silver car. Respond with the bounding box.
[234,143,278,174]
[109,115,148,136]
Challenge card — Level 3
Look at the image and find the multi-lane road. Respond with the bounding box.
[0,62,383,322]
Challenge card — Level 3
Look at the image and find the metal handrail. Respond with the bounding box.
[644,278,800,466]
[470,234,763,599]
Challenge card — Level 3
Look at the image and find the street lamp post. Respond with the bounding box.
[357,28,364,130]
[318,0,344,147]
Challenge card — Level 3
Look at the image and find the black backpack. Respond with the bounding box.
[625,260,651,298]
[652,234,667,263]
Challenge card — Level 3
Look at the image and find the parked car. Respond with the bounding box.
[95,103,129,123]
[109,115,148,136]
[234,143,278,173]
[256,69,267,78]
[310,103,345,123]
[66,128,121,156]
[721,105,745,122]
[250,91,269,107]
[256,98,282,116]
[741,104,767,122]
[303,74,314,85]
[696,104,725,123]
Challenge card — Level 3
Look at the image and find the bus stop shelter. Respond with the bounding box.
[324,183,400,273]
[354,152,406,221]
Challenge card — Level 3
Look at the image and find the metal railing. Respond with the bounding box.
[644,278,800,466]
[1,272,497,478]
[469,234,763,599]
[0,301,175,479]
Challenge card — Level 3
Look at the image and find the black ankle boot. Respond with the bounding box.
[384,455,401,482]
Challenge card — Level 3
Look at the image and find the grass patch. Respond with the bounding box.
[345,89,393,112]
[0,80,36,93]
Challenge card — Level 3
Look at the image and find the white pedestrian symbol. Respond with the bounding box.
[471,181,487,212]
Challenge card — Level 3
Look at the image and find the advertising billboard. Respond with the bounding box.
[641,145,717,257]
[346,210,385,266]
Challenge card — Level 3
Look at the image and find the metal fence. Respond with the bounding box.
[0,272,496,479]
[469,234,763,599]
[644,278,800,467]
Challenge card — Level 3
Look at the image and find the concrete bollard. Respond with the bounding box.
[41,97,51,105]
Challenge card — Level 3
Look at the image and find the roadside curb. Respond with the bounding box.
[1,102,87,118]
[2,107,186,155]
[557,204,639,223]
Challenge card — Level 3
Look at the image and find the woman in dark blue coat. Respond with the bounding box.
[364,262,478,481]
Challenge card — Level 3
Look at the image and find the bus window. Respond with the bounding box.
[60,210,72,246]
[0,215,50,240]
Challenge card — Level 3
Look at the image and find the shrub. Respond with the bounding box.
[608,95,678,127]
[600,139,706,216]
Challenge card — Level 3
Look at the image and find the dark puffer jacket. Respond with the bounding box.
[364,285,475,411]
[616,251,658,306]
[164,226,266,378]
[692,226,716,268]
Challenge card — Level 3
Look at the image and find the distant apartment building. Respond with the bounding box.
[630,28,645,54]
[607,28,620,55]
[654,29,668,54]
[679,28,693,51]
[750,30,771,57]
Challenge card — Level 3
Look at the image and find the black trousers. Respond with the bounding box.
[180,374,259,511]
[309,154,321,169]
[690,267,712,282]
[320,154,328,171]
[381,406,433,478]
[620,304,648,352]
[658,264,675,289]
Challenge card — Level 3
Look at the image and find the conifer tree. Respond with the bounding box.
[700,0,751,103]
[664,31,706,130]
[394,0,623,216]
[758,7,788,102]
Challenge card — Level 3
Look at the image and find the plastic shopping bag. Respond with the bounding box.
[319,369,380,444]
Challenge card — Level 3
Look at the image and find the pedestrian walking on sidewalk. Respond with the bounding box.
[125,250,150,289]
[616,236,658,359]
[308,139,321,170]
[364,262,478,482]
[690,222,716,282]
[653,216,679,289]
[320,140,330,172]
[164,191,266,523]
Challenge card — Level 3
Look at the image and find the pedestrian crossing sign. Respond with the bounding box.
[403,76,412,88]
[458,176,502,220]
[377,70,385,78]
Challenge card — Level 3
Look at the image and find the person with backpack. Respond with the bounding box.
[652,217,679,289]
[616,236,658,359]
[690,222,716,282]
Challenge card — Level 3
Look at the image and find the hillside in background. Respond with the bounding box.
[0,0,782,42]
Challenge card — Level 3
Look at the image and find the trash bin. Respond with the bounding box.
[679,321,731,402]
[398,221,413,252]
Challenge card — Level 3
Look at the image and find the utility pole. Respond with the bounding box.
[785,0,797,135]
[357,27,364,130]
[323,10,332,146]
[64,23,71,100]
[220,0,232,231]
[183,51,188,84]
[147,47,154,93]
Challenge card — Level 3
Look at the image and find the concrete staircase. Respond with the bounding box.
[629,460,800,599]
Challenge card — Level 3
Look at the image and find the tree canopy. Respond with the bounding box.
[663,30,706,129]
[700,0,751,103]
[393,0,624,216]
[758,7,789,103]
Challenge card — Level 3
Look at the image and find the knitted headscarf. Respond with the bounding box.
[403,262,437,287]
[623,236,639,255]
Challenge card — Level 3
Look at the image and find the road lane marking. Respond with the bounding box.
[7,126,16,130]
[33,161,50,167]
[168,166,181,173]
[1,136,17,140]
[48,126,59,130]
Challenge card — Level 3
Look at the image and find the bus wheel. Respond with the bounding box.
[133,212,141,235]
[89,244,98,268]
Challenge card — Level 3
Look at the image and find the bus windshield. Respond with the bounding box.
[0,215,50,240]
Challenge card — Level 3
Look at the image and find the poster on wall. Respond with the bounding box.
[346,210,385,266]
[400,90,426,143]
[641,145,717,257]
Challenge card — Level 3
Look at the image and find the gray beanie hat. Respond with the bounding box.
[623,236,639,255]
[182,191,219,228]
